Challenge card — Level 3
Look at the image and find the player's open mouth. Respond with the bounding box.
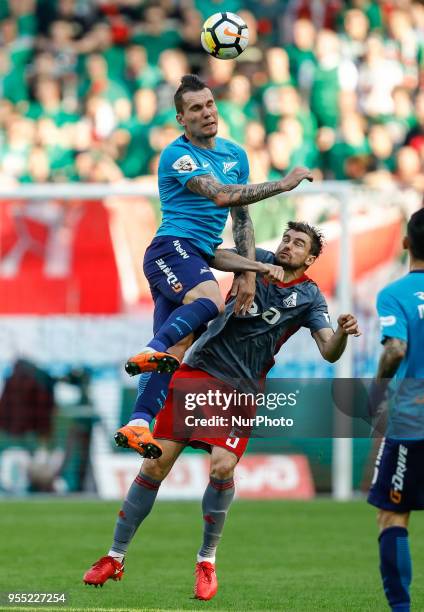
[203,122,216,128]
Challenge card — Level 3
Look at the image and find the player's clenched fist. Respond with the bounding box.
[337,313,361,337]
[281,167,314,192]
[258,263,285,284]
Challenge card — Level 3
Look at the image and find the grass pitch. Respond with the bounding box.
[2,498,424,611]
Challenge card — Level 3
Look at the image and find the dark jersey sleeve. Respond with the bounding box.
[254,248,275,263]
[302,286,333,333]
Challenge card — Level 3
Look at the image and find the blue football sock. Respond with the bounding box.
[379,526,411,612]
[130,371,172,423]
[148,298,219,352]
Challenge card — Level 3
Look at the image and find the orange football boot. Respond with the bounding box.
[83,555,124,587]
[125,348,180,377]
[194,561,218,601]
[114,425,162,459]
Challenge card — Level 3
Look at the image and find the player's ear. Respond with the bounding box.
[305,255,316,267]
[176,113,185,127]
[403,235,409,250]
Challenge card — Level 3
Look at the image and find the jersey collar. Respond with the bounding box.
[262,273,310,289]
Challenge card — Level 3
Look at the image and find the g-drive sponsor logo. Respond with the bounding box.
[155,259,183,293]
[390,444,408,504]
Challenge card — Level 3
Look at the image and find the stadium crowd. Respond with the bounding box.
[0,0,423,190]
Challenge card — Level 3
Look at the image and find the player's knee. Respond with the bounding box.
[210,456,237,480]
[141,457,171,482]
[204,292,225,315]
[377,509,409,532]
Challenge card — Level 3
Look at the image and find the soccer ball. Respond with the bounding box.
[201,12,249,60]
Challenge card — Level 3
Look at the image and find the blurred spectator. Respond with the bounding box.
[124,44,161,92]
[218,74,257,142]
[285,18,316,85]
[357,35,404,117]
[131,5,182,64]
[303,29,358,128]
[156,49,189,112]
[244,120,269,182]
[0,359,55,439]
[405,90,424,160]
[368,123,396,175]
[341,9,369,64]
[396,145,424,191]
[326,112,369,179]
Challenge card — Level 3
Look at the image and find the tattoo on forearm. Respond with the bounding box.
[232,206,255,257]
[187,174,284,206]
[377,338,407,379]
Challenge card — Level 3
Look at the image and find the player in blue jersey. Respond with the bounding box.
[115,74,313,459]
[83,222,361,597]
[367,208,424,612]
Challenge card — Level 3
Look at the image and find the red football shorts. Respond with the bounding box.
[153,364,250,460]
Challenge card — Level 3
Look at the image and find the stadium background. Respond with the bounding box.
[0,1,423,609]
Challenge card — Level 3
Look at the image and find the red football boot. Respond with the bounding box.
[114,425,162,459]
[194,561,218,601]
[125,348,180,377]
[83,556,124,587]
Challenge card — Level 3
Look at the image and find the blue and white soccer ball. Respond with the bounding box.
[201,12,249,60]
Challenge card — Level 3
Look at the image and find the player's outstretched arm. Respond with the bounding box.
[312,314,361,363]
[186,167,313,208]
[211,249,284,283]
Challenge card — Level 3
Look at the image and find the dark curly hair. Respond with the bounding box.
[284,221,325,258]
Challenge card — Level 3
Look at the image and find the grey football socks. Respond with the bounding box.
[197,476,235,563]
[109,471,161,558]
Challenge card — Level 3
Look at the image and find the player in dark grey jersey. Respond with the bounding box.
[83,222,361,599]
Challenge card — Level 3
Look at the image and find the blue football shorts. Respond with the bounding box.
[143,236,217,333]
[368,437,424,512]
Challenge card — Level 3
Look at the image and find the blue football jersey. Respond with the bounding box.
[156,135,250,256]
[377,270,424,438]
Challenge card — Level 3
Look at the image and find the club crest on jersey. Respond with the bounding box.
[223,161,238,174]
[283,292,297,308]
[172,155,199,173]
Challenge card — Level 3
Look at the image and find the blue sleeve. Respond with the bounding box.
[376,288,408,343]
[238,147,250,184]
[159,144,210,187]
[303,289,333,333]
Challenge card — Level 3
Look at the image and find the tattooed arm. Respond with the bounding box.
[366,337,408,417]
[186,167,313,208]
[229,206,256,314]
[231,206,255,258]
[376,338,407,380]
